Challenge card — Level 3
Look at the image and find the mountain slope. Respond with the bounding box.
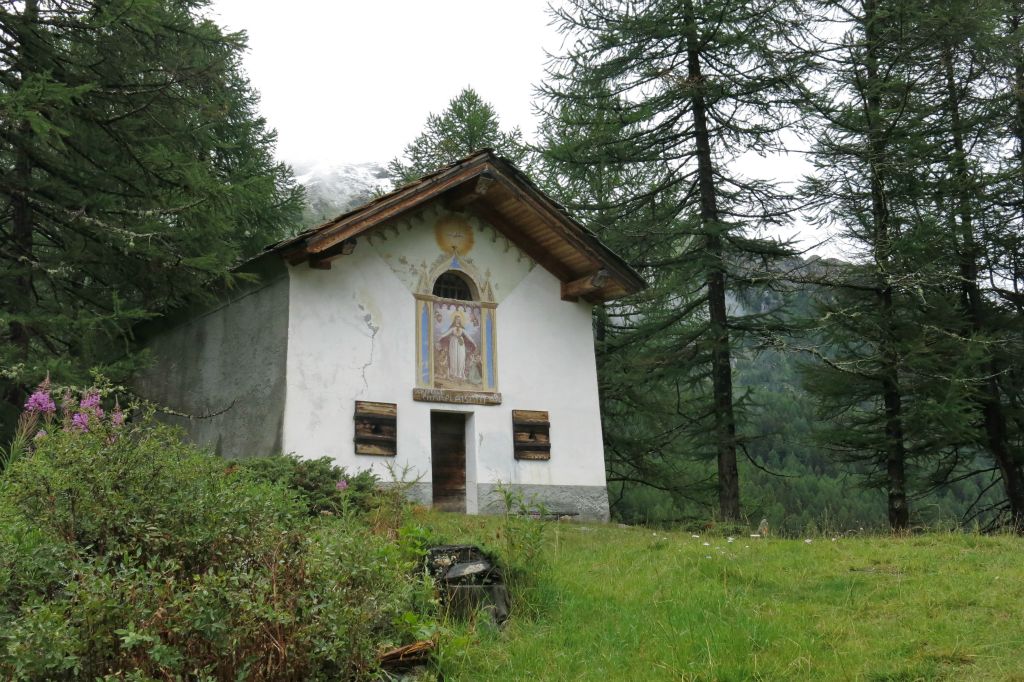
[292,160,390,225]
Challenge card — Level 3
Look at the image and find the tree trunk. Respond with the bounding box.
[8,0,39,366]
[5,1,38,409]
[880,321,909,531]
[683,0,741,522]
[10,126,33,359]
[864,0,909,530]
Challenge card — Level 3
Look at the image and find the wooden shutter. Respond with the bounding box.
[354,401,397,456]
[512,410,550,461]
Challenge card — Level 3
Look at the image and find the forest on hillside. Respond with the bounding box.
[3,0,1024,534]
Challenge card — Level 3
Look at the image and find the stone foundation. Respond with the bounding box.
[476,483,609,521]
[388,482,610,521]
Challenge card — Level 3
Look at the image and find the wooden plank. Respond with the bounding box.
[512,409,549,425]
[488,159,646,294]
[514,430,550,445]
[355,442,396,456]
[515,450,551,461]
[512,438,552,448]
[466,203,575,282]
[353,413,396,424]
[309,237,357,268]
[561,269,611,301]
[355,401,397,418]
[445,173,497,209]
[353,431,397,444]
[412,388,502,405]
[306,161,488,254]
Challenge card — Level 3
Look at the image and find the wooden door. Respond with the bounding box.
[431,412,466,512]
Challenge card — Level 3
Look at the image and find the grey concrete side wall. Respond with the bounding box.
[133,265,289,458]
[476,483,610,521]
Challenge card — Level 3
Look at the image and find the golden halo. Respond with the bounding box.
[434,215,475,255]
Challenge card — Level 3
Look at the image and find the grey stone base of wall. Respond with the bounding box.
[393,482,433,507]
[385,482,611,521]
[476,484,610,522]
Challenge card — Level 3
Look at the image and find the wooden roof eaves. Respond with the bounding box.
[268,149,646,299]
[485,156,646,296]
[272,152,495,261]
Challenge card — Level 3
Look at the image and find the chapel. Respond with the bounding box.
[134,150,644,520]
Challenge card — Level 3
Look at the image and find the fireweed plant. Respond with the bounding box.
[0,381,433,680]
[1,377,125,473]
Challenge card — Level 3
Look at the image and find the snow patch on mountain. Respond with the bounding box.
[292,160,391,225]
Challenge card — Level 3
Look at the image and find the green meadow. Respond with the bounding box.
[422,513,1024,681]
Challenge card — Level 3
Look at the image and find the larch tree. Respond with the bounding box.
[386,87,528,187]
[979,0,1024,527]
[794,0,1018,530]
[797,0,927,530]
[536,83,722,514]
[915,0,1024,528]
[0,0,303,425]
[539,0,801,521]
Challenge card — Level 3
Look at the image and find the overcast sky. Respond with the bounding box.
[207,0,824,253]
[209,0,562,167]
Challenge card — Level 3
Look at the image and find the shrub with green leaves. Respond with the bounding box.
[235,453,379,516]
[0,384,428,680]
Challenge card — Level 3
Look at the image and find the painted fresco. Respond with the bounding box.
[368,204,535,304]
[432,301,484,390]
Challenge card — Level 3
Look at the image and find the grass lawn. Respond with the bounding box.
[420,512,1024,681]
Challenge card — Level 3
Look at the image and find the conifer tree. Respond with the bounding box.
[979,0,1024,526]
[915,0,1024,527]
[793,0,1021,529]
[386,87,528,187]
[536,85,721,512]
[539,0,800,521]
[0,0,303,423]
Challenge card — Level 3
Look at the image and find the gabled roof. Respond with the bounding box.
[269,149,645,303]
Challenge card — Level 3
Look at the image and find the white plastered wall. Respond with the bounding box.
[282,214,607,513]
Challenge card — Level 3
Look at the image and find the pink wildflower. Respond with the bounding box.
[336,479,349,491]
[112,408,125,427]
[70,412,89,432]
[24,389,56,415]
[79,391,104,418]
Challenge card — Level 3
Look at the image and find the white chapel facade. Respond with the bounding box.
[135,151,644,520]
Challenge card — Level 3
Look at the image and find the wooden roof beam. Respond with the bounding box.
[307,238,357,269]
[445,172,497,210]
[466,203,575,282]
[487,161,645,294]
[305,160,490,254]
[561,269,610,302]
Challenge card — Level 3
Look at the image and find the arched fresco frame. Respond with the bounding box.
[413,263,500,405]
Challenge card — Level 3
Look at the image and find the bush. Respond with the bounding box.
[0,385,428,680]
[0,496,73,617]
[235,454,379,516]
[6,420,302,574]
